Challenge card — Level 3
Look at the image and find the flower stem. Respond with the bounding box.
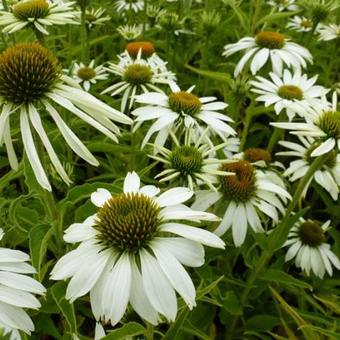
[145,322,154,340]
[251,0,262,34]
[34,136,63,254]
[267,112,284,153]
[80,4,89,63]
[225,153,327,339]
[240,102,255,150]
[33,28,46,46]
[143,0,148,36]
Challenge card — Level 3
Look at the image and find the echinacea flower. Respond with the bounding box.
[114,0,144,13]
[102,50,175,112]
[149,130,233,191]
[0,43,131,191]
[132,82,236,148]
[267,0,299,12]
[317,23,340,41]
[71,60,108,91]
[283,218,340,278]
[51,172,224,325]
[250,69,328,120]
[0,0,79,35]
[116,24,143,40]
[277,136,340,200]
[0,229,46,338]
[287,16,314,32]
[84,8,110,29]
[222,31,312,77]
[192,160,291,247]
[272,92,340,157]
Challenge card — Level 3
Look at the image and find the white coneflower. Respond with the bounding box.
[0,229,46,338]
[272,92,340,157]
[132,82,236,149]
[222,31,312,77]
[114,0,144,13]
[277,136,340,200]
[71,60,108,91]
[283,218,340,278]
[123,41,173,74]
[250,69,328,120]
[0,0,79,35]
[318,23,340,41]
[102,50,175,112]
[0,43,132,191]
[287,16,314,32]
[267,0,299,12]
[149,130,233,191]
[116,24,143,40]
[192,160,291,247]
[85,8,110,29]
[51,172,224,325]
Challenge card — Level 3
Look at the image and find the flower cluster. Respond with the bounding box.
[0,0,339,339]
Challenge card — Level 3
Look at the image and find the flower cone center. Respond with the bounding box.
[85,13,97,22]
[170,145,203,175]
[95,192,160,252]
[123,64,152,85]
[244,148,272,164]
[0,43,60,104]
[277,85,303,100]
[126,41,155,58]
[168,91,202,116]
[220,160,256,202]
[13,0,49,20]
[299,221,325,247]
[77,66,96,80]
[318,111,340,139]
[301,19,313,28]
[255,31,285,49]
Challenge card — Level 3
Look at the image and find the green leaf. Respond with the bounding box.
[255,11,299,27]
[259,269,312,290]
[182,320,210,340]
[221,291,242,315]
[185,64,232,84]
[29,223,53,280]
[196,276,224,300]
[57,182,119,218]
[270,286,320,340]
[51,282,77,334]
[223,0,250,31]
[163,308,190,340]
[102,322,145,339]
[299,325,340,339]
[313,295,340,314]
[245,315,279,332]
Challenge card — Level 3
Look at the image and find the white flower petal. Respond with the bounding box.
[140,249,177,322]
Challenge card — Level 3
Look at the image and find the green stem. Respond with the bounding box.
[143,0,148,36]
[34,135,63,254]
[225,154,328,339]
[80,5,88,62]
[33,28,46,46]
[240,103,255,150]
[144,322,154,340]
[251,0,262,34]
[267,112,284,153]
